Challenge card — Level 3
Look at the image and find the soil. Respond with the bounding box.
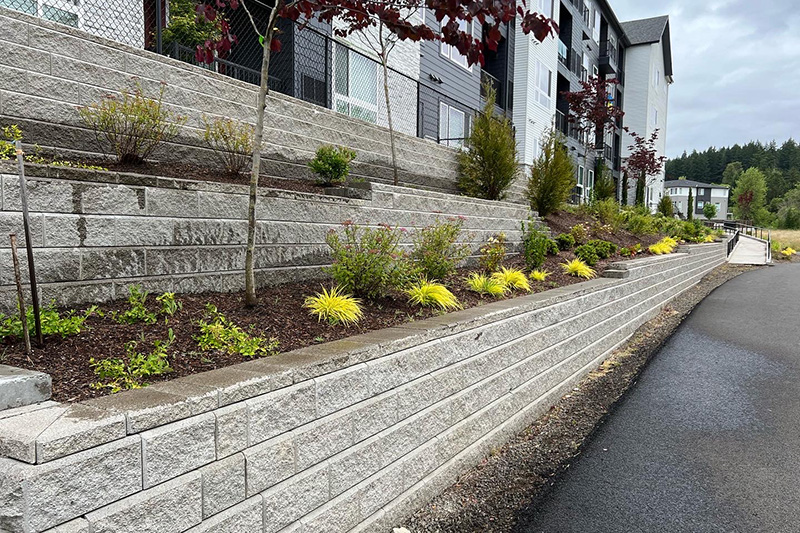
[3,253,624,403]
[402,263,759,533]
[545,209,663,250]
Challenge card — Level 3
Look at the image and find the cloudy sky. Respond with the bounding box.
[610,0,800,158]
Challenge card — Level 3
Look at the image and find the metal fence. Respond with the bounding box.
[1,0,482,144]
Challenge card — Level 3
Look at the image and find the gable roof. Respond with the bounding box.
[621,15,674,79]
[664,180,729,190]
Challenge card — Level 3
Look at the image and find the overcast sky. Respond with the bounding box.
[610,0,800,159]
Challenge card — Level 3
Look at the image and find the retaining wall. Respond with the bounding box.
[0,163,534,310]
[0,242,727,532]
[0,7,467,196]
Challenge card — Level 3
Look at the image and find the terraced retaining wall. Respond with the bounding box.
[0,7,474,196]
[0,163,533,310]
[0,242,726,532]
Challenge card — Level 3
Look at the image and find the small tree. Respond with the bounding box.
[593,160,616,201]
[732,167,768,224]
[657,194,674,217]
[527,130,575,217]
[458,85,519,201]
[621,171,629,205]
[196,0,557,305]
[687,187,694,221]
[703,202,718,220]
[624,129,667,209]
[722,161,743,186]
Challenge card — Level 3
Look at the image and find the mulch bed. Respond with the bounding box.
[402,264,759,533]
[545,209,662,250]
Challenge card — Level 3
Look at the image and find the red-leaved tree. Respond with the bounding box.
[624,128,667,207]
[196,0,558,305]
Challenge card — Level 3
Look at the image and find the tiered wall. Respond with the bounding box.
[0,243,727,532]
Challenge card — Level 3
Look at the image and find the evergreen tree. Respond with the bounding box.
[687,188,694,221]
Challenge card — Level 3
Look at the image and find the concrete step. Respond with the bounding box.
[0,365,52,411]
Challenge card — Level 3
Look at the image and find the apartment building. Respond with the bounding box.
[664,180,730,220]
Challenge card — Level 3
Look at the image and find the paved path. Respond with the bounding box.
[517,264,800,533]
[728,235,769,265]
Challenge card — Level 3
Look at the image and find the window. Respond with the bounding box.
[652,107,658,126]
[439,102,468,148]
[1,0,79,27]
[334,43,378,124]
[581,54,591,82]
[440,18,471,69]
[588,170,595,191]
[42,3,78,26]
[593,8,601,43]
[697,200,705,210]
[654,67,660,87]
[538,0,553,19]
[535,60,552,108]
[578,166,585,186]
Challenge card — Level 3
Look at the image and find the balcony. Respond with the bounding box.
[556,110,582,142]
[599,40,617,75]
[558,40,569,67]
[481,70,506,110]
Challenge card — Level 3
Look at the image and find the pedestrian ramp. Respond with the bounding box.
[728,235,770,265]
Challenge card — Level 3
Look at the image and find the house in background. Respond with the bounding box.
[620,15,673,211]
[664,179,730,220]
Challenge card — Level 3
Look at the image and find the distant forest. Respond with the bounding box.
[666,140,800,227]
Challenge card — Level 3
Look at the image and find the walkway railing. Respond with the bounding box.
[708,221,772,262]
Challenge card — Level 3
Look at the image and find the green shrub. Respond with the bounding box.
[195,304,280,358]
[465,272,508,297]
[657,195,674,217]
[586,239,618,259]
[203,116,254,175]
[593,162,616,201]
[156,292,182,318]
[91,329,175,392]
[702,202,718,220]
[526,130,575,217]
[0,124,22,160]
[574,244,600,266]
[555,233,576,250]
[112,285,158,325]
[0,302,97,340]
[570,223,589,245]
[410,217,470,280]
[79,82,186,164]
[591,198,622,229]
[478,233,508,273]
[309,145,357,186]
[325,222,411,298]
[162,0,221,47]
[521,221,558,270]
[625,213,658,236]
[458,85,519,201]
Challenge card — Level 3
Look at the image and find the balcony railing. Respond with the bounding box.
[481,70,505,110]
[556,110,582,142]
[600,40,618,64]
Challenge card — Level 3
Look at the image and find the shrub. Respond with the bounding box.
[91,329,174,392]
[649,237,678,255]
[586,239,618,260]
[530,269,551,282]
[465,273,508,297]
[304,286,363,326]
[112,285,157,325]
[526,130,575,217]
[457,85,519,201]
[702,202,718,220]
[779,206,800,230]
[561,259,596,279]
[570,223,589,244]
[781,247,797,258]
[0,302,97,340]
[625,213,658,236]
[574,244,600,266]
[491,267,531,292]
[0,124,22,160]
[657,194,674,217]
[521,221,558,270]
[592,198,622,229]
[79,82,186,164]
[410,218,470,280]
[162,0,221,47]
[478,233,507,273]
[156,292,182,318]
[555,233,576,251]
[309,145,357,186]
[203,116,254,175]
[620,244,642,257]
[325,222,410,298]
[195,304,280,358]
[593,162,616,201]
[406,280,461,311]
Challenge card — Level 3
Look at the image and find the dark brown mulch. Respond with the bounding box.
[403,264,759,533]
[545,209,662,250]
[2,254,621,404]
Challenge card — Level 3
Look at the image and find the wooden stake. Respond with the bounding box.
[10,234,31,356]
[15,140,42,346]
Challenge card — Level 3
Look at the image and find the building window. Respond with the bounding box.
[578,166,585,186]
[652,107,658,126]
[697,200,705,210]
[334,43,379,124]
[439,102,468,148]
[697,188,704,195]
[1,0,79,27]
[440,18,472,70]
[538,0,553,19]
[654,67,660,87]
[535,60,552,108]
[593,8,601,43]
[588,169,595,192]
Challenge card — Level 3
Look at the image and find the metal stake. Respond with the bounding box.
[10,234,31,356]
[15,141,43,347]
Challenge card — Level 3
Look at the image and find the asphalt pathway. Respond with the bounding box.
[517,263,800,533]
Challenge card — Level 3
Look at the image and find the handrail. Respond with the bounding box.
[709,221,772,262]
[726,230,740,258]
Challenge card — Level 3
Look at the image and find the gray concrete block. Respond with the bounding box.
[0,364,52,412]
[359,461,405,519]
[214,402,248,459]
[185,495,263,533]
[201,453,246,518]
[43,517,91,532]
[351,393,399,442]
[298,487,361,533]
[43,214,116,247]
[262,464,329,533]
[244,433,296,496]
[146,188,199,217]
[35,404,126,463]
[141,412,216,488]
[80,248,146,280]
[328,437,384,497]
[145,247,200,276]
[180,365,292,407]
[0,403,66,463]
[246,381,316,446]
[86,471,202,533]
[294,411,354,471]
[315,363,371,418]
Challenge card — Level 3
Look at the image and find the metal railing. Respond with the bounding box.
[727,230,740,257]
[712,221,773,262]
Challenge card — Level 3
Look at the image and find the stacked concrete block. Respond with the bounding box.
[0,243,726,532]
[0,164,532,310]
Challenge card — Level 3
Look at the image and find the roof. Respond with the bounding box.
[621,15,674,79]
[665,180,729,190]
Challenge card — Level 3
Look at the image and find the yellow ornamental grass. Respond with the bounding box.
[406,280,461,311]
[304,286,363,326]
[561,259,596,279]
[465,273,508,297]
[704,234,717,243]
[530,269,551,282]
[491,267,531,292]
[649,237,678,255]
[781,247,797,257]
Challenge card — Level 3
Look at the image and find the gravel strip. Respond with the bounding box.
[402,264,759,533]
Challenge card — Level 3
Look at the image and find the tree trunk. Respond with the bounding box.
[381,57,399,186]
[245,8,278,307]
[635,173,645,207]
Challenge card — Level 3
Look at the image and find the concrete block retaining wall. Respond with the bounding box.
[0,163,534,310]
[0,242,726,532]
[0,7,475,197]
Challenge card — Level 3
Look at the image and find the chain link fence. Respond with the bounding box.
[1,0,491,145]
